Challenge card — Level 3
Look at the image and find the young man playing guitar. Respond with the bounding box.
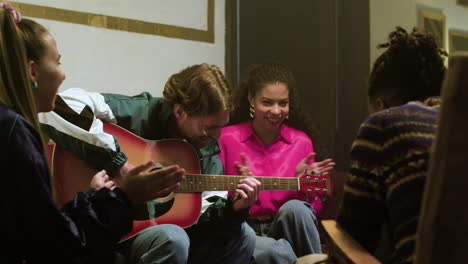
[39,64,261,264]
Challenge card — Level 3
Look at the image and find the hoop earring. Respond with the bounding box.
[32,81,39,89]
[249,104,255,119]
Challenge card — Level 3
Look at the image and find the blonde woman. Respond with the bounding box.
[1,4,183,263]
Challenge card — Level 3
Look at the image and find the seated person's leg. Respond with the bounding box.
[188,222,256,264]
[119,224,189,264]
[253,236,297,264]
[269,199,322,256]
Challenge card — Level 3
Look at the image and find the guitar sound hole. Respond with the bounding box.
[153,198,175,218]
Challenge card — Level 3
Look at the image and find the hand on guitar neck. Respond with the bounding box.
[232,152,334,211]
[230,153,261,211]
[231,177,262,211]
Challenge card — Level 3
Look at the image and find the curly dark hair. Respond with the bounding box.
[368,26,447,107]
[230,63,317,141]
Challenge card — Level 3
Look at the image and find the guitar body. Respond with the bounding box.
[50,123,202,241]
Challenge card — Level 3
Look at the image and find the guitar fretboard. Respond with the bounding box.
[176,174,299,192]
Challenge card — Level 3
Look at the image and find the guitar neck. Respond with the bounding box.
[175,174,299,192]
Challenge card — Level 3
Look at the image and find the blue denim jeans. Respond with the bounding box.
[119,222,256,264]
[249,200,322,264]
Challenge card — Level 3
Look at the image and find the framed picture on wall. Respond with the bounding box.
[418,9,446,50]
[457,0,468,8]
[449,30,468,53]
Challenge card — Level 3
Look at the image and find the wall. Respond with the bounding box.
[14,0,225,96]
[370,0,468,64]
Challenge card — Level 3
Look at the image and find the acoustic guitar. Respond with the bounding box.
[48,123,332,242]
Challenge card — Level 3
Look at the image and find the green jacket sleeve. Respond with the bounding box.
[39,92,129,176]
[41,123,128,175]
[101,92,165,139]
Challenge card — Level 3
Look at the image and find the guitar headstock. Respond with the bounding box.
[299,170,333,196]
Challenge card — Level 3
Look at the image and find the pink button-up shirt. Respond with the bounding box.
[219,122,322,216]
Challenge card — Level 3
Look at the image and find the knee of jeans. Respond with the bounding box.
[278,200,314,219]
[147,224,190,251]
[255,238,296,263]
[164,225,190,251]
[241,222,257,248]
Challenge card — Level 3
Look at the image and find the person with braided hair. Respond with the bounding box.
[39,64,260,264]
[336,26,447,264]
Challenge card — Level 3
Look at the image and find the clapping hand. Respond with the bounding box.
[234,153,254,176]
[295,153,335,177]
[232,153,261,211]
[90,170,116,190]
[118,161,185,204]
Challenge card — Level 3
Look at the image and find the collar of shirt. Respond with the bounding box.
[423,96,441,108]
[407,96,441,112]
[198,138,221,160]
[239,121,292,145]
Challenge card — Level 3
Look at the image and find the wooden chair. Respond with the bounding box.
[323,220,381,264]
[320,171,348,220]
[295,170,381,264]
[295,220,381,264]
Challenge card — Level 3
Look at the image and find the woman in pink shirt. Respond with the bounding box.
[219,63,335,263]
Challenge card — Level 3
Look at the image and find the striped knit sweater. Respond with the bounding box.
[337,97,441,264]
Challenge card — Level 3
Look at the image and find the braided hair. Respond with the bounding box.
[163,63,231,116]
[368,26,447,107]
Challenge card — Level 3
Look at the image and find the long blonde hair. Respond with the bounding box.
[0,10,40,129]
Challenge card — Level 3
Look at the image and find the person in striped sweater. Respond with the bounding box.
[336,27,447,264]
